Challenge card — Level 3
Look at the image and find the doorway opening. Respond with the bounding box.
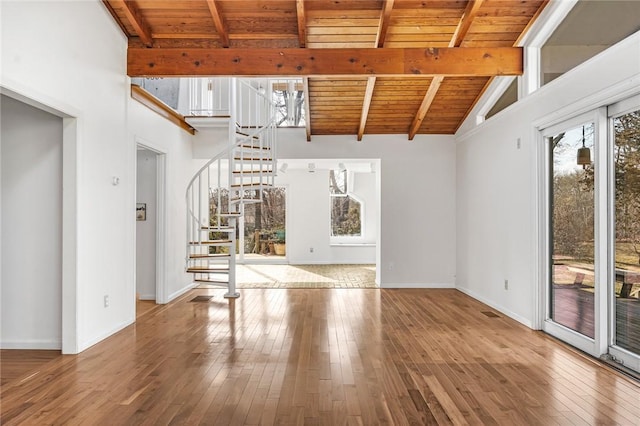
[135,144,167,313]
[1,95,63,350]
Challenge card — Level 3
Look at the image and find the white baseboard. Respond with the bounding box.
[380,282,455,289]
[0,339,62,350]
[168,282,198,302]
[78,317,135,353]
[138,294,156,301]
[456,286,533,328]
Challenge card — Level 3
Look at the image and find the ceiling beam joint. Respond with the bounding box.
[408,76,444,140]
[376,0,395,48]
[206,0,230,48]
[296,0,307,48]
[358,77,376,141]
[114,0,153,47]
[407,0,485,139]
[451,0,485,48]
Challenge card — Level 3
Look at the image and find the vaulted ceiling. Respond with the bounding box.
[104,0,548,139]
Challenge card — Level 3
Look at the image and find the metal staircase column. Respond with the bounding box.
[225,78,240,298]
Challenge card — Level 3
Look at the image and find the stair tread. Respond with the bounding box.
[200,226,235,232]
[189,253,231,259]
[239,145,270,150]
[232,170,274,174]
[187,267,230,273]
[189,239,233,245]
[230,183,273,188]
[236,131,259,140]
[234,157,274,161]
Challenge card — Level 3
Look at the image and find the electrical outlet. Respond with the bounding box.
[504,280,509,290]
[104,295,109,308]
[309,247,314,253]
[516,138,521,149]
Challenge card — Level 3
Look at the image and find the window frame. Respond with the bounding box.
[329,169,365,243]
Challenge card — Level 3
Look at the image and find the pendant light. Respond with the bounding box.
[577,126,591,168]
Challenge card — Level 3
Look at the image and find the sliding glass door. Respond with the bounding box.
[542,97,640,373]
[609,95,640,372]
[543,113,603,355]
[549,121,596,338]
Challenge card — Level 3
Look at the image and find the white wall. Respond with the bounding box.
[1,95,63,349]
[455,31,640,326]
[1,0,159,352]
[136,149,157,300]
[192,127,229,159]
[277,131,457,287]
[275,166,378,264]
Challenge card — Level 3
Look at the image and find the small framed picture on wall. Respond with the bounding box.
[136,203,147,221]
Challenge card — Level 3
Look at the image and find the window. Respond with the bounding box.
[541,1,640,86]
[329,169,362,237]
[271,79,305,127]
[485,79,517,120]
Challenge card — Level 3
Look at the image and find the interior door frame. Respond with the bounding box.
[134,139,168,304]
[1,84,81,354]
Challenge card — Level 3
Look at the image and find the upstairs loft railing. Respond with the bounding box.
[188,77,230,117]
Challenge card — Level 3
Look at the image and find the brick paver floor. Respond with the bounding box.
[234,264,377,288]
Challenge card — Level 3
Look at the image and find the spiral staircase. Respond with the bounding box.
[185,79,277,298]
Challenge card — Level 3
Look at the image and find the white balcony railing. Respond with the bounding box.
[188,77,230,117]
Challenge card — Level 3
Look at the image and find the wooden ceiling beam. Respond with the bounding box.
[451,0,485,48]
[205,0,229,48]
[101,1,128,36]
[407,0,485,139]
[127,47,522,77]
[303,77,312,141]
[296,0,307,48]
[357,77,376,141]
[113,0,153,47]
[408,76,443,140]
[376,0,395,48]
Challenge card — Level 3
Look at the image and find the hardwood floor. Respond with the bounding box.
[2,288,639,425]
[0,350,60,387]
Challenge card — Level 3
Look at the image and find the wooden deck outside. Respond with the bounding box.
[2,288,639,425]
[552,261,640,353]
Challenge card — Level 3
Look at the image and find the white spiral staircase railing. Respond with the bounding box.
[186,79,277,298]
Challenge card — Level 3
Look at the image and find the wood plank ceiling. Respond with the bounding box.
[104,0,548,139]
